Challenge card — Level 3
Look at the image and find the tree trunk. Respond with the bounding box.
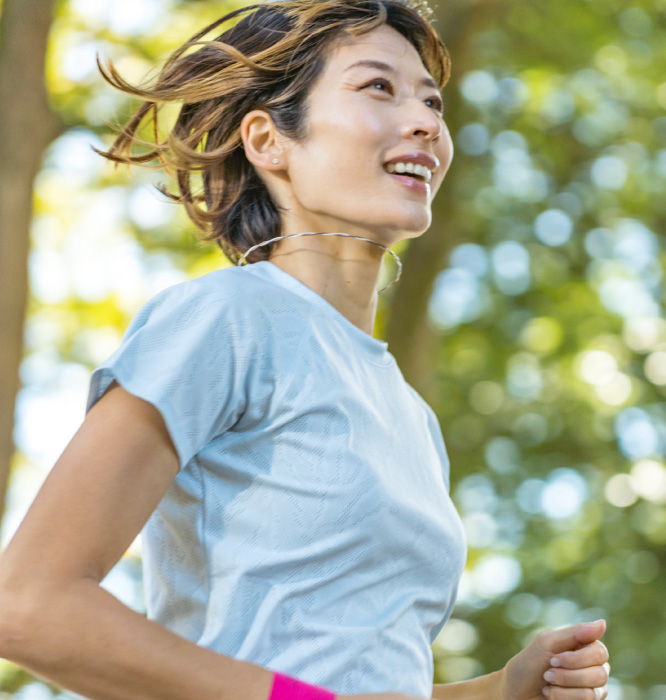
[0,0,62,527]
[386,0,505,404]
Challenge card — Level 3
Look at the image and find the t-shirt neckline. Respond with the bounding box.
[244,260,394,367]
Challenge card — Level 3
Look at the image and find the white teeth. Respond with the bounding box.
[384,162,433,183]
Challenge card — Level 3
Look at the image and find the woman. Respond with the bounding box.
[0,1,610,699]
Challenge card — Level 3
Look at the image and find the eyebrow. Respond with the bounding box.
[343,59,440,91]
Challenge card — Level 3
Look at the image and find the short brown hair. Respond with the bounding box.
[95,0,451,264]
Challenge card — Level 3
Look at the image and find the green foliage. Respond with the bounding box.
[428,1,666,697]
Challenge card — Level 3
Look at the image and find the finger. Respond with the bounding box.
[543,685,608,699]
[545,620,607,655]
[544,662,610,688]
[550,642,609,670]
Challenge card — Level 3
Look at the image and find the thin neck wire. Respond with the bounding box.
[235,231,402,294]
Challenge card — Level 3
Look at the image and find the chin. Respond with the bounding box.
[378,224,429,247]
[403,227,429,241]
[397,216,432,235]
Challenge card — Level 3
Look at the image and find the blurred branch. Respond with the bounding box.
[0,0,63,526]
[387,0,508,403]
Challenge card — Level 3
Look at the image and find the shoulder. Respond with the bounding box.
[403,381,430,413]
[131,265,314,360]
[146,265,259,310]
[404,383,445,436]
[140,264,312,327]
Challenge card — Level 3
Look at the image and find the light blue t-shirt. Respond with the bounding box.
[86,260,467,699]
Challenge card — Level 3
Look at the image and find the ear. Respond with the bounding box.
[240,109,285,171]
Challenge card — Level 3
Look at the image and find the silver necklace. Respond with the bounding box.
[235,231,403,294]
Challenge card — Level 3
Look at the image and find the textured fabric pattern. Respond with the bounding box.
[86,260,467,699]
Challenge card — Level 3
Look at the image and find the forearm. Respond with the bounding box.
[0,579,274,700]
[431,670,503,700]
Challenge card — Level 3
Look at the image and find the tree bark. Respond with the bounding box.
[0,0,62,526]
[386,0,506,404]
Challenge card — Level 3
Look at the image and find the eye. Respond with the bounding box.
[425,95,445,114]
[364,78,444,114]
[365,77,394,94]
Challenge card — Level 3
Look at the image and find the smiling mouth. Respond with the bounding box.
[383,163,433,183]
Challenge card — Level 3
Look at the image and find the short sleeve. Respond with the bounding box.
[405,384,453,492]
[85,281,249,470]
[424,402,452,492]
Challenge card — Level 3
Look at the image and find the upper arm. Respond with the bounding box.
[0,381,179,596]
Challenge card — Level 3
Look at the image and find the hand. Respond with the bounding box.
[498,619,610,700]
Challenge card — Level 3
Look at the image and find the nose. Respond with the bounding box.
[400,98,443,142]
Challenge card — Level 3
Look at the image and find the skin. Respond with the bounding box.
[0,21,609,700]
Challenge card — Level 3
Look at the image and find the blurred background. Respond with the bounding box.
[1,0,665,697]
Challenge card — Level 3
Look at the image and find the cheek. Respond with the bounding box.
[433,129,454,186]
[299,106,388,181]
[439,126,454,165]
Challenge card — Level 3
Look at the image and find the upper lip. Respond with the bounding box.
[383,152,439,173]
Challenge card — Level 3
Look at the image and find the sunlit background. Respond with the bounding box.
[2,0,666,697]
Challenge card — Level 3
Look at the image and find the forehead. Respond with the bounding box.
[324,24,433,82]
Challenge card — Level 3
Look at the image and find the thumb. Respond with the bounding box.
[546,619,607,654]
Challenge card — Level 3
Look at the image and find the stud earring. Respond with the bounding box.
[272,158,280,164]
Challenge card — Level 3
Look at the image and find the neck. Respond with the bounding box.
[267,231,386,337]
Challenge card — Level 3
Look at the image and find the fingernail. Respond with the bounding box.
[544,671,556,683]
[550,657,562,667]
[542,687,551,698]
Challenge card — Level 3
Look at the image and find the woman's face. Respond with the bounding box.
[277,23,453,246]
